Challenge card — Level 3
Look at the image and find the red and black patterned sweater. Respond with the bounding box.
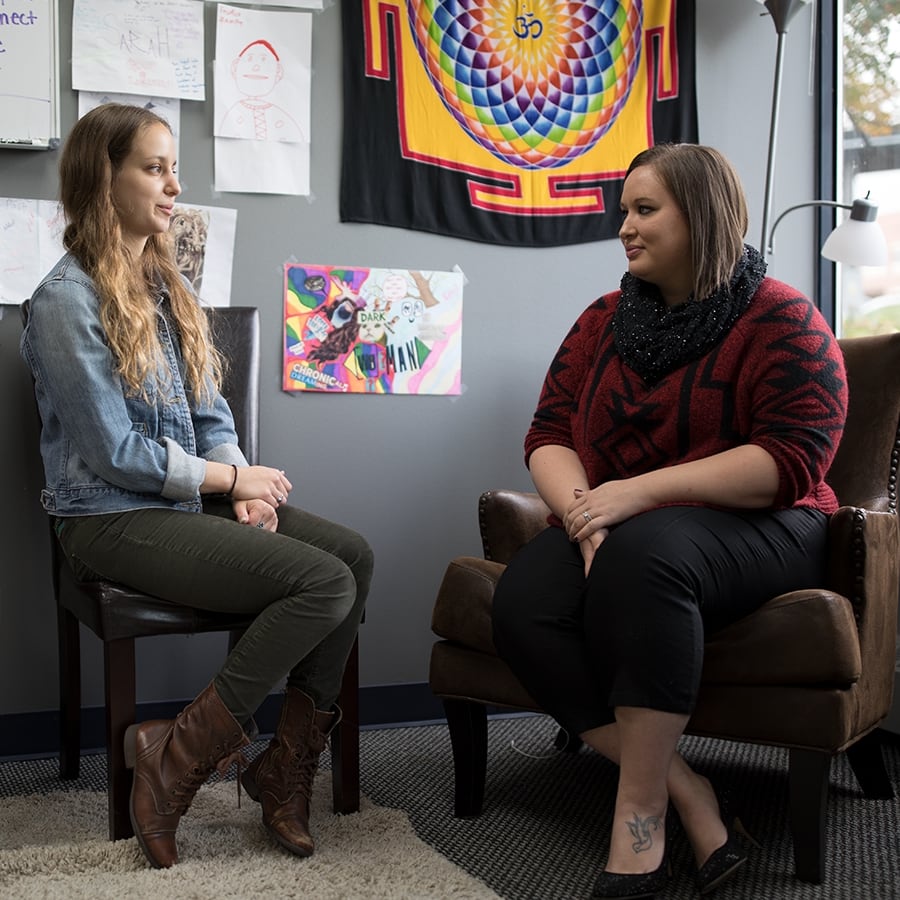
[525,278,848,514]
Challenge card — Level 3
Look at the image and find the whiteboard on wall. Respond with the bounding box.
[0,0,61,149]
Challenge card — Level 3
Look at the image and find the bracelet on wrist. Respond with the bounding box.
[228,464,239,496]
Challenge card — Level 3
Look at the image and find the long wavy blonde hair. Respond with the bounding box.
[58,103,221,402]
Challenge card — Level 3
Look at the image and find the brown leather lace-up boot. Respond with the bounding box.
[241,687,341,857]
[124,681,250,868]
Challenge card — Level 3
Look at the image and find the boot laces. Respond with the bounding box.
[215,742,250,808]
[285,729,323,801]
[167,762,213,815]
[168,735,249,813]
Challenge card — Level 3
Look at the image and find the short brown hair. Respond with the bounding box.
[625,144,748,301]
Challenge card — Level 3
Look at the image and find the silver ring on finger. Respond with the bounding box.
[277,495,285,503]
[582,511,592,523]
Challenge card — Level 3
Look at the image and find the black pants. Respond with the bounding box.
[491,505,828,736]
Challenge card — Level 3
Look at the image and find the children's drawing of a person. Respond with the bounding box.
[219,40,303,142]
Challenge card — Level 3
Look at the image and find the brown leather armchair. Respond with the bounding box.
[430,332,900,884]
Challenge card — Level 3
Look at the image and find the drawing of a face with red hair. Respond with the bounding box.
[232,39,282,99]
[220,38,302,142]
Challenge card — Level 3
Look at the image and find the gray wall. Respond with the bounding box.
[0,0,819,717]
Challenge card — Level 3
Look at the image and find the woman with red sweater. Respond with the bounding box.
[491,144,847,900]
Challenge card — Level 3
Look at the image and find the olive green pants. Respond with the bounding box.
[55,499,373,724]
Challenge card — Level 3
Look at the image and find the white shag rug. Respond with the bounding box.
[0,773,499,899]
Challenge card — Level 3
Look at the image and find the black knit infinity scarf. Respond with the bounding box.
[612,244,767,385]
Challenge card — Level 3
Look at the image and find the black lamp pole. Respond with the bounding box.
[760,0,811,260]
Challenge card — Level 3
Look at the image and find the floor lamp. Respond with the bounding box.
[767,196,888,266]
[758,0,888,267]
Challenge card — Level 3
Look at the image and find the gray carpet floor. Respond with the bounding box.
[1,714,898,899]
[359,715,900,900]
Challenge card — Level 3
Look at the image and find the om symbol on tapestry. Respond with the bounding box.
[405,0,643,170]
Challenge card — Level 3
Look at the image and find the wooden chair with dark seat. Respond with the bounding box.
[429,331,900,885]
[22,303,360,840]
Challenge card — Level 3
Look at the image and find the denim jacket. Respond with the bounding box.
[20,253,247,516]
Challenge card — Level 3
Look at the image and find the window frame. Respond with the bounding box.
[816,0,839,331]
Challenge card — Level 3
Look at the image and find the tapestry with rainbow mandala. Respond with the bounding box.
[340,0,697,247]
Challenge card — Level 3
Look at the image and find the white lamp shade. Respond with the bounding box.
[821,217,889,267]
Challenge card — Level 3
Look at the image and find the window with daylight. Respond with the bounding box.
[836,1,900,336]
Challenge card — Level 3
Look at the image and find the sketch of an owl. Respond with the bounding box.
[170,207,210,293]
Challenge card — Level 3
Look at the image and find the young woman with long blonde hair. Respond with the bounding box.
[21,103,373,870]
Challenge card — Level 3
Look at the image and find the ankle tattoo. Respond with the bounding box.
[625,812,663,854]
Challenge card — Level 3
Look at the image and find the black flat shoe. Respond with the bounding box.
[695,834,747,895]
[591,857,670,900]
[593,815,672,900]
[695,800,757,895]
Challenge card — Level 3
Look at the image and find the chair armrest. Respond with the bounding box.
[827,506,900,717]
[479,489,550,563]
[431,556,506,655]
[827,507,900,625]
[702,589,861,685]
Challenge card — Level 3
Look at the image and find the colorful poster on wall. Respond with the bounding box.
[283,264,463,394]
[340,1,697,247]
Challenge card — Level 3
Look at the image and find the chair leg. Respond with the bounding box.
[845,730,895,799]
[331,636,360,815]
[104,639,136,842]
[443,698,488,817]
[57,606,81,780]
[787,747,830,884]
